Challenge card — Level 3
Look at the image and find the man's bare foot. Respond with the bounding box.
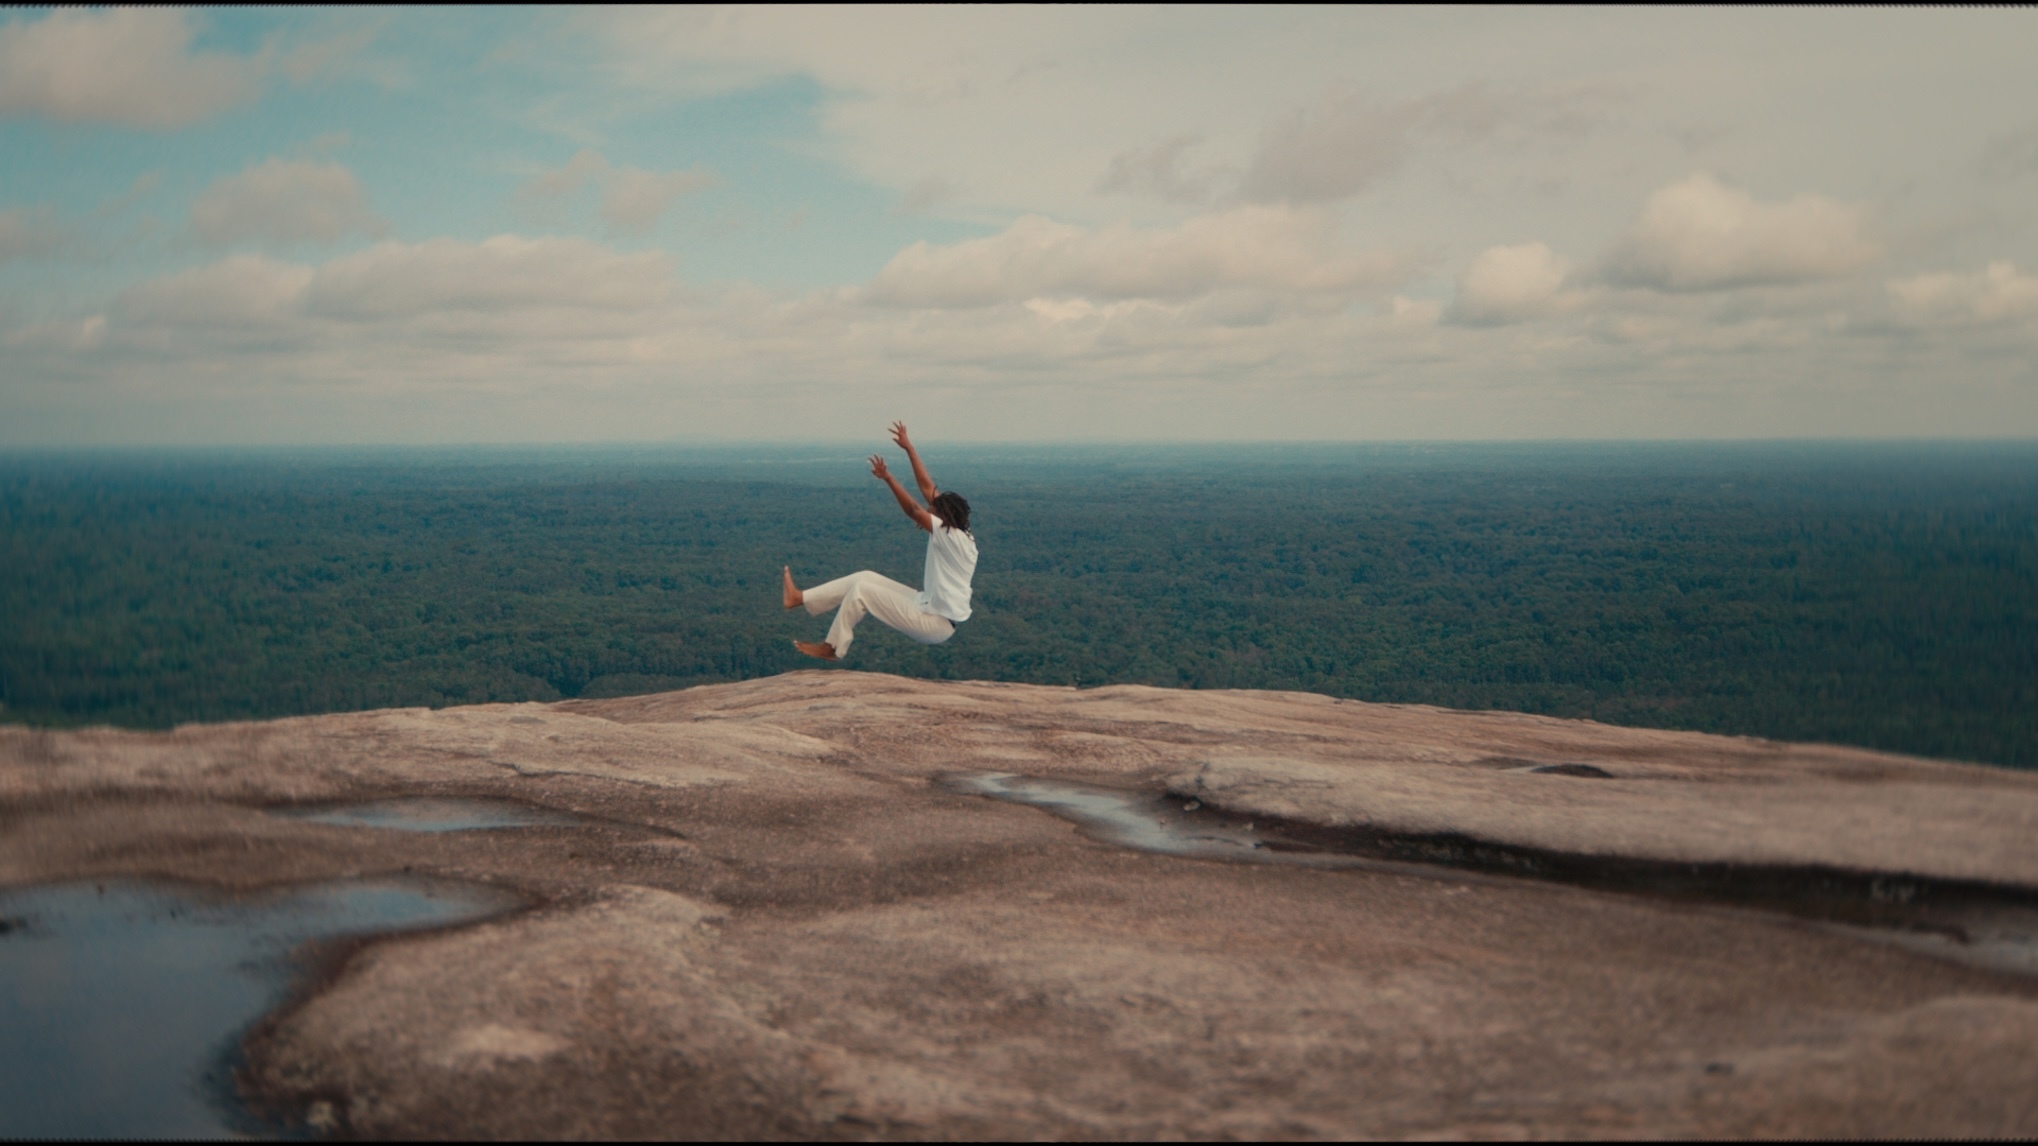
[793,639,837,661]
[782,566,803,609]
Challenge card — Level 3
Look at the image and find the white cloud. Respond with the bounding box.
[574,5,2033,262]
[521,149,717,237]
[1888,262,2038,325]
[1022,297,1151,325]
[14,9,2038,444]
[72,225,1441,409]
[304,236,677,320]
[190,160,388,247]
[115,237,678,335]
[0,9,261,128]
[581,7,1477,222]
[118,255,316,327]
[865,206,1410,309]
[1388,296,1443,328]
[1603,174,1878,292]
[29,218,2037,444]
[1450,242,1585,325]
[0,206,67,264]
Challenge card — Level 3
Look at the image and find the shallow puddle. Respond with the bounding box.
[946,770,2038,979]
[942,771,1327,865]
[277,796,582,833]
[1828,911,2038,977]
[0,878,520,1139]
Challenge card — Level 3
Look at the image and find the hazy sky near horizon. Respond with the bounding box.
[3,6,2036,446]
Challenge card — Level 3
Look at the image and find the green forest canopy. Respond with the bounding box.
[3,442,2033,768]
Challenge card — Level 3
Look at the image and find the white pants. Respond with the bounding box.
[804,570,955,657]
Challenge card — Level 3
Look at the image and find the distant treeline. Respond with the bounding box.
[2,443,2034,768]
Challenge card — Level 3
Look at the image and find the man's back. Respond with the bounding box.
[918,525,976,623]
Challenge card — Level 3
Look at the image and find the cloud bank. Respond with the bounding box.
[866,207,1408,308]
[0,9,261,128]
[1451,242,1583,326]
[191,160,388,247]
[1603,174,1877,292]
[4,8,2037,444]
[1889,262,2038,325]
[118,237,678,332]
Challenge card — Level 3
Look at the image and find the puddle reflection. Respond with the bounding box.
[277,797,582,833]
[0,878,519,1139]
[942,771,1317,864]
[946,771,2038,980]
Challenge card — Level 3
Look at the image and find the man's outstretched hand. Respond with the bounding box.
[869,454,893,482]
[889,420,939,502]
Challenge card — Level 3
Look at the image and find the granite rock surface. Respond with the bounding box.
[4,670,2036,1139]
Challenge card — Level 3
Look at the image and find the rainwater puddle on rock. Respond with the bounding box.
[0,878,520,1140]
[941,771,1344,867]
[946,771,2038,980]
[277,796,582,833]
[1826,911,2038,978]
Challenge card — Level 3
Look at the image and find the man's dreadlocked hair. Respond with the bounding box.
[930,491,971,533]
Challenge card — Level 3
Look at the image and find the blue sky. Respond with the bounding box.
[2,6,2036,445]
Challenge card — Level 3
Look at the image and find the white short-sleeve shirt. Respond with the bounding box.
[916,523,977,622]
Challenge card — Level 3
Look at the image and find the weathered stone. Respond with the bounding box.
[3,670,2035,1139]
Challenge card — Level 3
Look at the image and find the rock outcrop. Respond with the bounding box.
[4,670,2036,1138]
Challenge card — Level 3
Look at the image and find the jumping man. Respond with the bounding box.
[782,421,976,661]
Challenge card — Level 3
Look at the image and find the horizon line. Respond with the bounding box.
[8,433,2038,452]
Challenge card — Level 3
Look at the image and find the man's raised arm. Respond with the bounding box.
[870,454,933,531]
[890,421,939,503]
